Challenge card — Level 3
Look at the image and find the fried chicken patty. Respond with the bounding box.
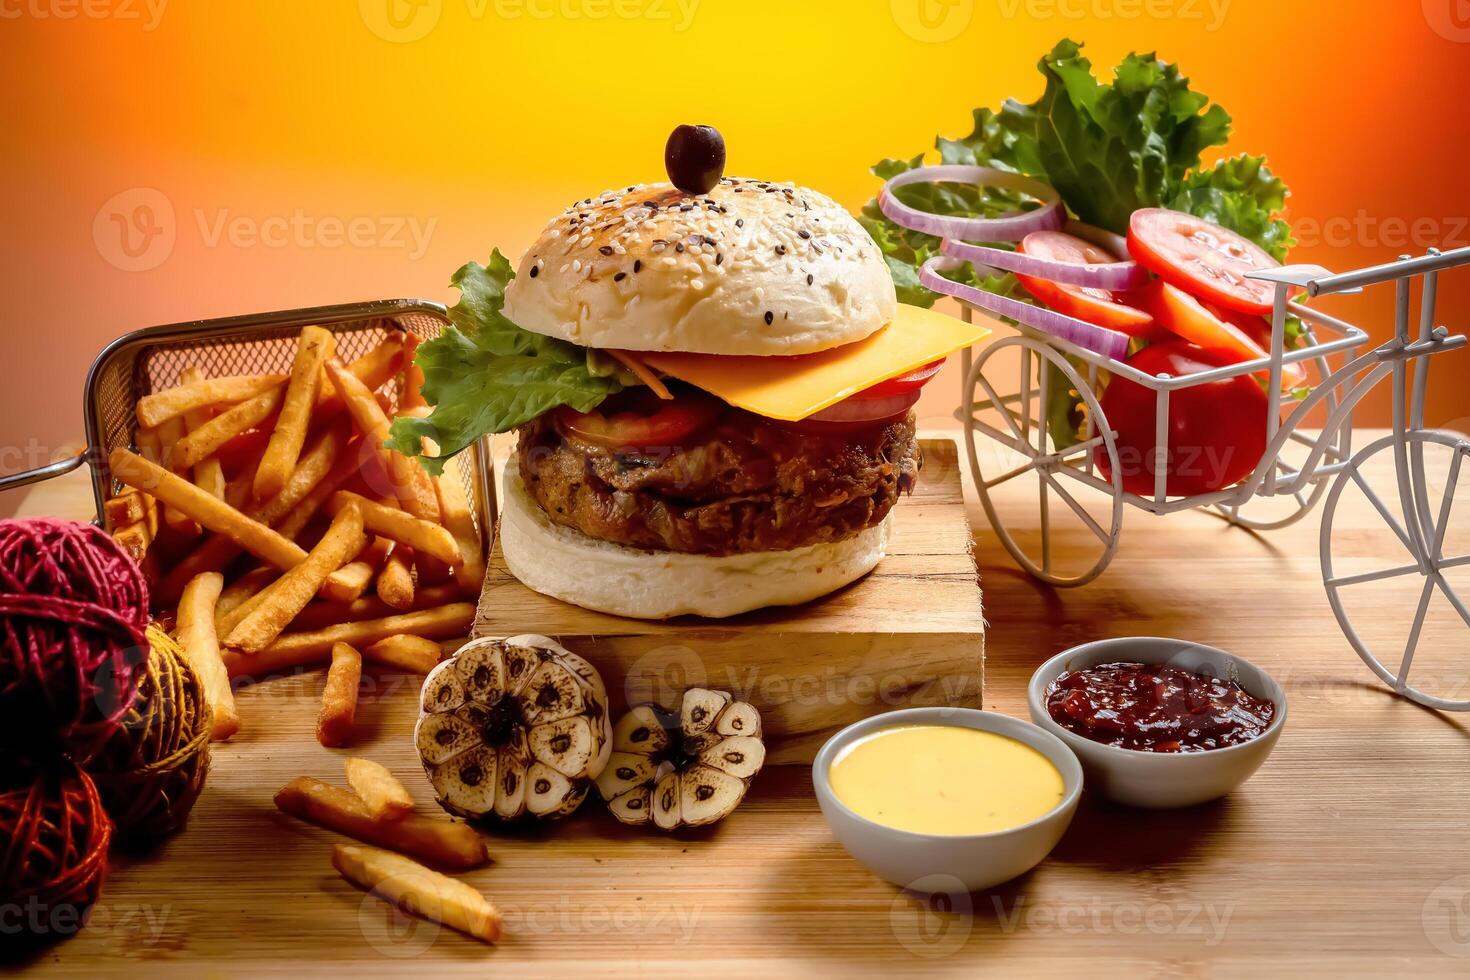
[516,410,921,555]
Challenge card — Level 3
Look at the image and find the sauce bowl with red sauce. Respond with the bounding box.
[1027,637,1287,808]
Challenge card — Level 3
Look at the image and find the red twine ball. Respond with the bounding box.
[0,757,112,940]
[0,518,150,761]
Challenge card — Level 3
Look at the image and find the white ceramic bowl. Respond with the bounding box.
[1027,637,1287,809]
[812,708,1083,893]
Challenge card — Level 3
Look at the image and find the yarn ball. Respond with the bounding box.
[0,518,151,760]
[0,757,112,941]
[87,625,211,848]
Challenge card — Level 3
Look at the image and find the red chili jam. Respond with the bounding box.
[1046,661,1275,753]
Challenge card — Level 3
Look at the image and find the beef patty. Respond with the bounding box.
[517,410,921,555]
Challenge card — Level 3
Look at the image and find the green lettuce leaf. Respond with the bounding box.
[1168,153,1296,260]
[385,250,624,475]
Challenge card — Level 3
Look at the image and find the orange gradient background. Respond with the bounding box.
[2,0,1468,513]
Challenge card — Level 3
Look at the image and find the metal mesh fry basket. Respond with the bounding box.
[7,299,495,549]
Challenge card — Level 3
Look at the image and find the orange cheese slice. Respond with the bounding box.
[641,304,994,421]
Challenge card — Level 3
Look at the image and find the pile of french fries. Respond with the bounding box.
[276,758,501,945]
[105,326,485,745]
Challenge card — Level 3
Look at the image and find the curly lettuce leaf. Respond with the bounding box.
[385,250,624,475]
[861,38,1290,298]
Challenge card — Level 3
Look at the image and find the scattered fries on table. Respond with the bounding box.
[104,326,488,740]
[334,844,501,945]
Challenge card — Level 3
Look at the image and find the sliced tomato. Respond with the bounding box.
[552,389,721,450]
[1134,280,1304,389]
[859,359,944,398]
[1015,231,1156,336]
[1127,209,1280,315]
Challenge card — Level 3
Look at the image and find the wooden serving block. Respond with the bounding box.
[474,438,985,763]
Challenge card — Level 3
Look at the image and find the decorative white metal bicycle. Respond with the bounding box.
[943,246,1470,711]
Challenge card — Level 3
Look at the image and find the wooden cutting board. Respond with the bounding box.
[474,439,985,763]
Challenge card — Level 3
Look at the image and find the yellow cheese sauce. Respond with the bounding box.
[828,725,1065,836]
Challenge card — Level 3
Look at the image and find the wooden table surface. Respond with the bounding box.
[8,429,1470,978]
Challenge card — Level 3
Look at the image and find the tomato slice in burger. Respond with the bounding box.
[858,359,944,399]
[1014,231,1155,336]
[1127,208,1280,315]
[553,389,721,450]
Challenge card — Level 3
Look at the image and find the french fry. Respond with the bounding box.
[377,545,416,611]
[327,492,462,567]
[180,367,230,501]
[274,776,491,871]
[177,572,239,740]
[364,634,443,674]
[137,373,286,429]
[317,333,406,417]
[323,357,439,522]
[110,449,307,572]
[255,326,335,501]
[113,521,153,565]
[174,384,286,471]
[215,567,278,623]
[321,536,391,604]
[288,584,464,632]
[104,491,147,530]
[434,463,486,597]
[332,844,502,945]
[397,334,426,412]
[157,420,354,605]
[317,643,362,748]
[223,603,475,677]
[158,410,202,538]
[343,758,415,821]
[276,440,363,540]
[224,504,366,654]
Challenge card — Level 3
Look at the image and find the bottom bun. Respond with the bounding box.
[500,458,891,620]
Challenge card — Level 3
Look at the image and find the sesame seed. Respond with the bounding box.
[775,245,786,256]
[529,266,539,278]
[764,311,774,325]
[716,253,724,265]
[634,260,642,273]
[614,272,626,282]
[598,246,613,256]
[735,219,744,228]
[807,274,814,285]
[798,230,811,239]
[675,243,684,253]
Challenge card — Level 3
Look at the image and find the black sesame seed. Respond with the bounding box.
[598,245,613,255]
[529,266,539,278]
[775,245,786,256]
[807,273,814,285]
[675,243,684,252]
[735,219,744,228]
[764,311,774,325]
[716,253,724,265]
[798,230,811,239]
[680,204,694,212]
[633,260,642,273]
[644,201,658,209]
[614,272,627,282]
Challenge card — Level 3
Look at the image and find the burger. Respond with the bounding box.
[390,126,987,619]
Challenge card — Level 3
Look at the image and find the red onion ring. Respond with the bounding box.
[880,165,1064,242]
[805,389,921,424]
[919,256,1130,362]
[941,233,1150,292]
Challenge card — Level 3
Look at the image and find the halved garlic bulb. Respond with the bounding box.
[415,634,612,821]
[597,688,765,830]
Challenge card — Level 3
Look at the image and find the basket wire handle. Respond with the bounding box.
[0,449,90,494]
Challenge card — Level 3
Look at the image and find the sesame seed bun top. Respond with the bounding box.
[502,177,897,356]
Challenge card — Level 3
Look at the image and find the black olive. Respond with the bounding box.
[665,124,725,195]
